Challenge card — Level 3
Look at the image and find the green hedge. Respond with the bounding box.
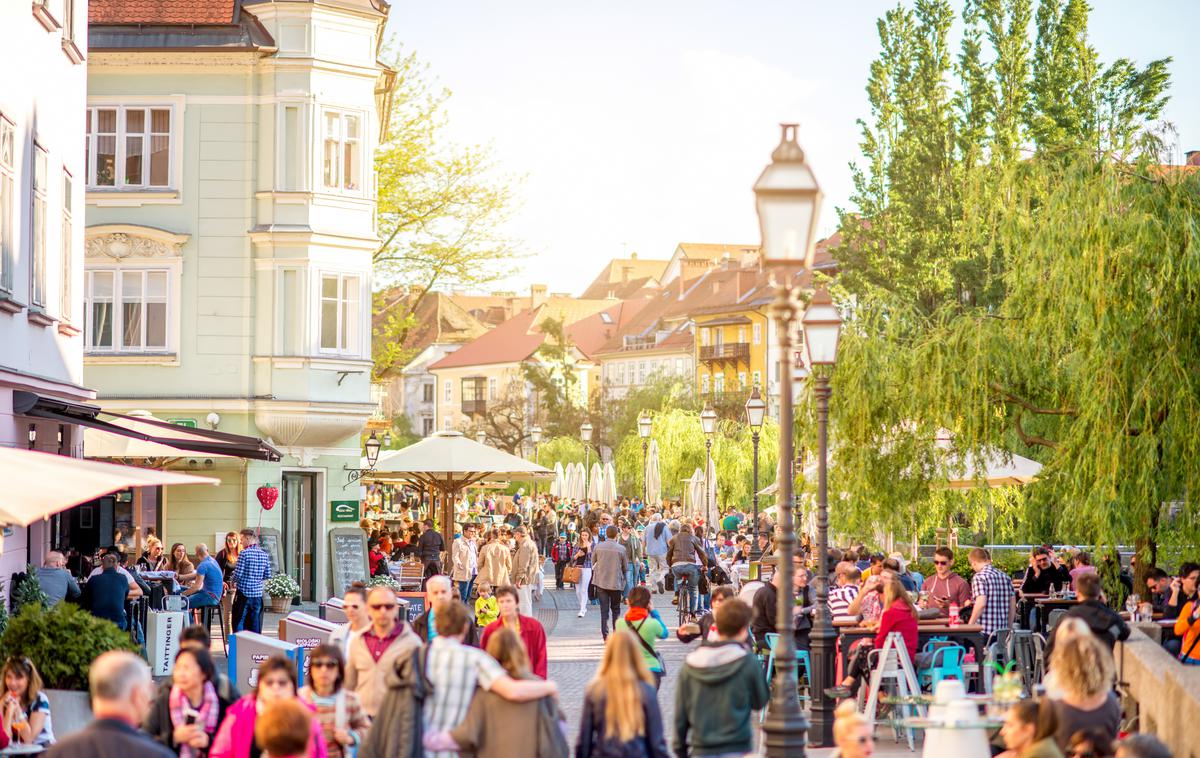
[0,603,138,691]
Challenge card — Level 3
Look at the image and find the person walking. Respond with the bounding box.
[572,531,595,619]
[230,529,272,635]
[344,586,421,717]
[451,523,479,604]
[666,524,708,619]
[298,645,371,758]
[480,585,548,679]
[614,587,668,689]
[512,526,541,617]
[618,523,643,600]
[643,515,671,594]
[417,519,446,586]
[328,584,370,658]
[144,647,230,755]
[44,652,173,758]
[210,657,327,758]
[673,598,769,758]
[423,627,568,758]
[591,526,629,640]
[411,576,479,647]
[550,534,574,590]
[477,529,512,591]
[575,632,670,758]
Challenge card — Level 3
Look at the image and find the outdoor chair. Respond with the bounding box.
[759,633,812,724]
[918,643,966,690]
[859,632,924,750]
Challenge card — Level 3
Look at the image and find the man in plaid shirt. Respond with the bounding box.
[232,528,272,634]
[967,547,1015,638]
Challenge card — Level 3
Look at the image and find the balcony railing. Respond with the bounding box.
[699,342,750,362]
[622,336,659,351]
[461,399,487,415]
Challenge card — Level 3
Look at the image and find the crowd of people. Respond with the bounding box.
[9,490,1195,757]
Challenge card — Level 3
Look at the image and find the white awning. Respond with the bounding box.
[0,446,219,526]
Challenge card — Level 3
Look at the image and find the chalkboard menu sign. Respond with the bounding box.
[397,591,426,624]
[328,528,369,597]
[257,527,283,576]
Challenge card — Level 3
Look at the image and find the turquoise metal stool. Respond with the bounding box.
[764,633,812,684]
[918,643,966,689]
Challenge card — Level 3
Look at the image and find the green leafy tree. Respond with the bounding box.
[372,48,524,379]
[524,317,587,439]
[825,0,1176,583]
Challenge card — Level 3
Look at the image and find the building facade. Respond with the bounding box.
[0,0,90,589]
[84,0,392,601]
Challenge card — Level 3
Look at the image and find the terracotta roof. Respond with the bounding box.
[676,242,759,261]
[580,275,660,301]
[565,297,652,359]
[427,296,620,371]
[90,0,237,24]
[580,256,668,298]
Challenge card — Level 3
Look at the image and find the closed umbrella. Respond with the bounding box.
[705,454,718,528]
[684,468,705,517]
[573,462,586,502]
[645,440,661,508]
[588,462,603,502]
[603,461,618,505]
[552,462,565,498]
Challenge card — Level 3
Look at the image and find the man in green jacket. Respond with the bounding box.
[674,598,769,757]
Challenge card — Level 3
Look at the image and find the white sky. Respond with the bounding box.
[384,1,1200,296]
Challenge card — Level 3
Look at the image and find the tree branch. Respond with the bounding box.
[988,382,1077,416]
[1014,409,1059,449]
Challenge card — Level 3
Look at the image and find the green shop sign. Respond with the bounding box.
[330,500,360,523]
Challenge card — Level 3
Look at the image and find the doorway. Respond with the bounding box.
[282,472,318,601]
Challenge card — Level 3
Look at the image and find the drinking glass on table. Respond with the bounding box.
[1125,593,1140,620]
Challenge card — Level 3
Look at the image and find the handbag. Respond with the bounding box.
[563,565,583,585]
[632,618,667,675]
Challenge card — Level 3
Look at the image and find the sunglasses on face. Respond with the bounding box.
[370,603,397,611]
[311,660,338,669]
[934,560,950,566]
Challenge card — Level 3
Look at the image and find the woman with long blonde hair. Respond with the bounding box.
[1046,618,1120,751]
[576,631,668,757]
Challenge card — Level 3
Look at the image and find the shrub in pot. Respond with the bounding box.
[264,573,300,613]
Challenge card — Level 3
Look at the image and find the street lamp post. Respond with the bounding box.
[753,122,824,756]
[638,412,652,505]
[530,425,543,497]
[580,421,593,500]
[475,429,487,445]
[745,387,767,561]
[801,286,842,749]
[699,404,717,526]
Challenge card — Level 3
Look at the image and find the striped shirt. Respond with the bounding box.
[828,584,859,617]
[231,543,272,598]
[423,636,505,758]
[971,563,1015,637]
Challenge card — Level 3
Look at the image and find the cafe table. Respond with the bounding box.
[836,623,987,671]
[1033,597,1079,635]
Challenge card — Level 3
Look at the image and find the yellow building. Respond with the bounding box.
[690,270,773,399]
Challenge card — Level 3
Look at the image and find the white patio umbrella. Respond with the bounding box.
[683,468,705,516]
[603,461,618,505]
[571,462,585,502]
[551,462,565,498]
[644,440,661,508]
[0,446,219,526]
[588,462,603,502]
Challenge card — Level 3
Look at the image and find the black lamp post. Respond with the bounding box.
[699,404,717,525]
[753,122,824,756]
[638,411,652,504]
[801,286,843,749]
[530,425,543,497]
[745,387,767,561]
[344,430,383,487]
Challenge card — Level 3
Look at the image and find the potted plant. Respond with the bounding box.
[264,573,300,613]
[0,603,138,738]
[367,574,402,592]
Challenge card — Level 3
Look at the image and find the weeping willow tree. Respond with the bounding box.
[813,0,1190,587]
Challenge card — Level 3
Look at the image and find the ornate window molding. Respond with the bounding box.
[84,224,189,260]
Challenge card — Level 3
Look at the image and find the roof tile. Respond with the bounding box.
[90,0,237,25]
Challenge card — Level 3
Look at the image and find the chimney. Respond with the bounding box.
[621,265,634,283]
[530,284,548,309]
[1187,150,1200,167]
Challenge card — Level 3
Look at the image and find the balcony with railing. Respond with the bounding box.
[699,342,750,363]
[622,335,659,351]
[461,377,487,416]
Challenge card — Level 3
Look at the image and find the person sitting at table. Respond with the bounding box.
[138,538,168,572]
[921,547,972,619]
[1021,546,1072,595]
[828,563,861,618]
[997,699,1063,758]
[182,543,224,612]
[166,543,197,586]
[1068,551,1098,591]
[1143,567,1172,614]
[83,553,143,630]
[1,655,55,748]
[750,555,814,652]
[824,576,921,701]
[1045,619,1121,751]
[1044,573,1129,664]
[36,551,81,608]
[847,563,897,622]
[859,552,885,582]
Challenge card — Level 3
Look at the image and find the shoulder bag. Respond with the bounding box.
[631,618,667,675]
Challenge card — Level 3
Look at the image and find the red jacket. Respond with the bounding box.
[875,599,919,661]
[481,615,548,679]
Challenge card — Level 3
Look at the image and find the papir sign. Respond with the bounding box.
[257,485,279,511]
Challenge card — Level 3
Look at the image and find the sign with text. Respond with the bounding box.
[257,527,283,576]
[278,611,338,683]
[228,632,301,693]
[397,591,426,624]
[328,528,369,598]
[331,500,360,523]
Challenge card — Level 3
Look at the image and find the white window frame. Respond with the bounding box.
[675,357,684,374]
[85,104,177,191]
[443,380,452,402]
[83,267,173,354]
[317,271,364,357]
[30,144,48,310]
[701,374,710,394]
[753,323,762,345]
[753,370,762,387]
[422,383,434,403]
[321,108,363,195]
[0,115,15,296]
[276,101,309,192]
[60,169,73,323]
[737,327,746,344]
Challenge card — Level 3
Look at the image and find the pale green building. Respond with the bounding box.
[82,0,393,601]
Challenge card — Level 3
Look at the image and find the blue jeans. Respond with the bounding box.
[232,592,263,634]
[186,592,220,609]
[457,578,475,604]
[624,564,638,598]
[672,564,700,613]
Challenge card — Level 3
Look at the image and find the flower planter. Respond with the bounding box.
[268,596,292,614]
[46,689,92,739]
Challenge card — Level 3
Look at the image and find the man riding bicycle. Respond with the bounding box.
[666,523,709,620]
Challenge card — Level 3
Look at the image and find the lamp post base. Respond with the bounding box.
[762,709,809,757]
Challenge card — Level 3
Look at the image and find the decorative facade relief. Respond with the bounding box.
[84,226,189,259]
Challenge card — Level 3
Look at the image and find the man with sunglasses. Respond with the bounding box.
[344,586,420,717]
[921,547,971,620]
[1020,545,1072,596]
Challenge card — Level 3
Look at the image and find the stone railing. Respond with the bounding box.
[1115,625,1200,758]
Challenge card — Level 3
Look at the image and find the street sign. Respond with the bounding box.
[331,500,359,522]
